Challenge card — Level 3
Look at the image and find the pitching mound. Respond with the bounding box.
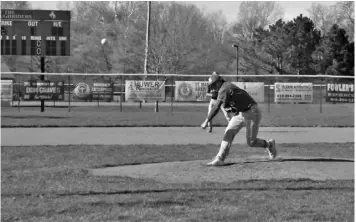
[90,155,354,184]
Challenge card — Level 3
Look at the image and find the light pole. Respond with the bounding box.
[232,44,239,81]
[101,38,112,72]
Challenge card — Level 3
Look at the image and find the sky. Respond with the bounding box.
[30,1,337,23]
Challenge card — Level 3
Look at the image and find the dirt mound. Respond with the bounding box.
[91,156,354,184]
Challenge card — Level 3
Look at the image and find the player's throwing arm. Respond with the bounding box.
[205,72,231,133]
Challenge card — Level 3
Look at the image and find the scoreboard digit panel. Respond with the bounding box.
[1,9,70,56]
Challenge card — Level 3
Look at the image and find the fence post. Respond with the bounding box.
[120,75,123,112]
[155,101,159,112]
[171,75,174,113]
[40,56,45,112]
[320,77,323,113]
[68,75,71,112]
[267,80,270,113]
[97,92,100,107]
[17,74,20,112]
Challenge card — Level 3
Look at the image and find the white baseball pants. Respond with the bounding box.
[216,104,268,161]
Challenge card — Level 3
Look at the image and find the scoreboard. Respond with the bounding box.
[1,9,70,56]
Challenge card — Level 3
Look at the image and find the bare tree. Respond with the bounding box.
[1,1,30,9]
[56,1,72,10]
[308,2,354,40]
[146,2,217,74]
[307,3,338,36]
[205,11,228,44]
[337,1,354,25]
[237,1,284,37]
[336,1,354,40]
[225,2,285,75]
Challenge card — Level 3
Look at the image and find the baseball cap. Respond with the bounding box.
[208,72,222,86]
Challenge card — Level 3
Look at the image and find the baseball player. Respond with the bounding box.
[206,72,231,133]
[201,73,277,166]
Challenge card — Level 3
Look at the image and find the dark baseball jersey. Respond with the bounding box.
[217,82,256,113]
[207,85,218,100]
[206,82,256,122]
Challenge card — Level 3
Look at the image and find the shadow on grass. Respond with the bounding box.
[4,184,353,199]
[224,157,354,166]
[278,158,354,162]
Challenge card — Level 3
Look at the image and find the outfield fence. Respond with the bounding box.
[1,72,354,115]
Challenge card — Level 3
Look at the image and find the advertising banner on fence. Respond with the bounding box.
[175,81,209,101]
[232,82,265,103]
[125,80,165,101]
[274,82,313,103]
[22,80,64,100]
[326,83,354,103]
[91,82,113,101]
[1,79,13,101]
[70,81,113,102]
[72,82,91,101]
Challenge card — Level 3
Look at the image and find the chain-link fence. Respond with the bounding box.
[1,72,354,127]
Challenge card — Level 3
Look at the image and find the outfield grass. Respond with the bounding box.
[1,143,354,221]
[1,103,354,127]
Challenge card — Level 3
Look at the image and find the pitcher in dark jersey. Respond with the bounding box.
[201,73,277,166]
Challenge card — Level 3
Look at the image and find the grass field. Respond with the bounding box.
[1,103,354,127]
[1,143,354,221]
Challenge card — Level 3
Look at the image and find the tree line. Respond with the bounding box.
[1,1,354,77]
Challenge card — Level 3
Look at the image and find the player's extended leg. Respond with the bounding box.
[207,114,245,166]
[244,104,277,159]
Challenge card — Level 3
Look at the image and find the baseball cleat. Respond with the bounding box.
[266,139,277,159]
[206,157,224,166]
[207,127,213,133]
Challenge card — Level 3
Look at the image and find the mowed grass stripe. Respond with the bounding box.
[1,103,354,127]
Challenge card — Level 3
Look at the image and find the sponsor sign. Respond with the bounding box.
[72,82,91,100]
[125,80,165,101]
[274,82,313,103]
[65,80,114,102]
[1,79,13,101]
[92,82,113,101]
[175,81,209,101]
[22,80,64,100]
[326,83,354,103]
[232,82,265,103]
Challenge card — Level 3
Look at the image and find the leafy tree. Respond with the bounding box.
[315,24,354,76]
[253,19,292,74]
[284,15,321,74]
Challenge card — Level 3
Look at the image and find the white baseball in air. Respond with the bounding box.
[101,38,107,45]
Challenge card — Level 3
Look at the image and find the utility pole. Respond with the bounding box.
[232,44,239,81]
[144,1,151,77]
